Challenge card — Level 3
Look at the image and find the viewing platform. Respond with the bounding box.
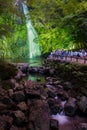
[48,55,87,65]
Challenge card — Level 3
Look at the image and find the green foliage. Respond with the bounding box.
[0,0,29,60]
[28,0,87,53]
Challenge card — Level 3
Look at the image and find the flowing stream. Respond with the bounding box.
[22,2,41,59]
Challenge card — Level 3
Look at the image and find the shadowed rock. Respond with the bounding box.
[13,110,26,126]
[78,96,87,113]
[28,100,50,130]
[64,97,77,116]
[13,91,25,102]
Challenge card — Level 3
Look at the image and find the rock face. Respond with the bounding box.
[28,100,50,130]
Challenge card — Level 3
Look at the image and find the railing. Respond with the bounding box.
[49,55,87,65]
[63,56,87,64]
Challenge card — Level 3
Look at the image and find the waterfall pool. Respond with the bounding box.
[28,57,46,83]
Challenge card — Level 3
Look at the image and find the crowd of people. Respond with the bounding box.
[49,49,87,59]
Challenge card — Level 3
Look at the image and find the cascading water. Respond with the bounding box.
[22,2,41,59]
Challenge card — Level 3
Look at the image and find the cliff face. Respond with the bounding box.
[15,0,24,15]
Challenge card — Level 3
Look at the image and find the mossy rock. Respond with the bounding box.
[0,61,18,80]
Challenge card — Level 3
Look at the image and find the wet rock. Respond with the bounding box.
[8,89,14,98]
[57,90,69,100]
[15,70,26,80]
[44,67,50,75]
[13,110,26,126]
[80,87,87,97]
[14,83,24,91]
[10,126,19,130]
[57,90,64,97]
[48,99,55,107]
[1,96,13,105]
[18,65,28,74]
[54,80,61,85]
[10,126,26,130]
[54,97,61,103]
[0,102,7,111]
[17,102,28,112]
[64,97,77,116]
[13,91,25,102]
[46,77,52,81]
[64,81,73,90]
[61,91,69,100]
[50,119,59,130]
[37,78,41,82]
[51,105,62,115]
[28,100,50,130]
[40,90,48,100]
[49,68,55,75]
[78,96,87,113]
[45,84,53,88]
[47,90,56,98]
[0,120,5,130]
[25,82,41,99]
[27,99,31,107]
[57,85,63,89]
[79,123,87,130]
[0,85,8,96]
[25,89,41,99]
[10,79,16,88]
[0,115,13,130]
[29,67,39,73]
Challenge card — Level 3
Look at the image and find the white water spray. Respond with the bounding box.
[52,113,69,125]
[22,3,41,59]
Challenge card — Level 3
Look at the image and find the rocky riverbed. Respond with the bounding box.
[0,59,87,130]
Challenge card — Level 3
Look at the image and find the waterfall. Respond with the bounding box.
[22,3,41,59]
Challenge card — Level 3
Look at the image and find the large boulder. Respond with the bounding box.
[18,64,29,74]
[17,102,28,112]
[15,70,26,80]
[1,96,13,105]
[64,97,77,116]
[50,105,62,115]
[0,115,13,130]
[28,100,50,130]
[78,96,87,113]
[79,123,87,130]
[13,110,26,126]
[50,119,59,130]
[13,91,25,102]
[47,90,56,98]
[64,81,73,90]
[24,81,41,99]
[0,102,7,111]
